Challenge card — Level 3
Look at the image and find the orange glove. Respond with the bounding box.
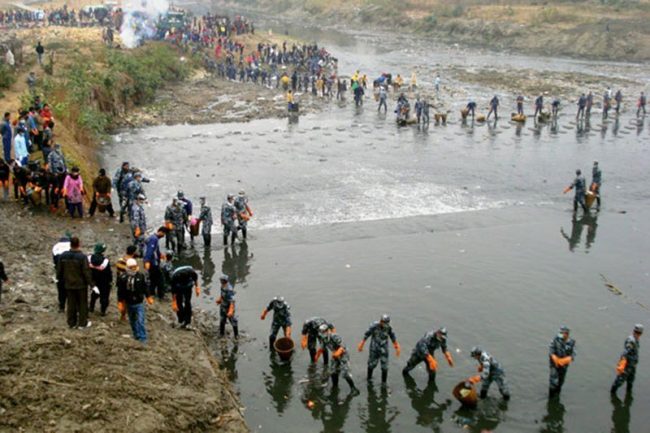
[331,327,337,333]
[171,295,178,312]
[563,186,571,194]
[195,285,201,296]
[165,221,174,230]
[393,341,401,357]
[216,296,223,305]
[260,309,267,320]
[425,354,438,372]
[333,347,345,359]
[468,375,481,384]
[551,354,561,367]
[227,303,235,318]
[285,326,292,337]
[558,356,572,367]
[144,262,151,271]
[301,335,308,350]
[357,340,365,352]
[134,227,141,238]
[478,364,484,372]
[616,358,627,375]
[117,301,126,314]
[146,296,154,305]
[314,348,324,362]
[444,351,454,367]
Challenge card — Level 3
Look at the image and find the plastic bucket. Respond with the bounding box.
[274,337,295,361]
[453,381,478,408]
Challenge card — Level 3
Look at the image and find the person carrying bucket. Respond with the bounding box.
[261,296,292,349]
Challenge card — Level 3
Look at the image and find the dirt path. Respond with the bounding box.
[0,203,248,432]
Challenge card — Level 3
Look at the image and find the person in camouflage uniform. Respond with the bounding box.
[164,198,187,254]
[318,332,358,394]
[198,196,213,246]
[112,162,132,223]
[402,327,454,381]
[177,190,192,243]
[358,314,401,383]
[611,324,644,395]
[467,346,510,400]
[261,296,292,348]
[130,194,147,256]
[234,190,253,240]
[216,274,238,338]
[126,171,146,222]
[548,325,576,397]
[301,317,335,365]
[221,194,238,246]
[564,169,587,214]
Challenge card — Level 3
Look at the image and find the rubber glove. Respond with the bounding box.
[301,335,308,350]
[616,358,627,375]
[393,341,401,357]
[357,340,365,352]
[444,351,454,367]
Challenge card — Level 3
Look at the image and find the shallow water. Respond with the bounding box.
[104,25,650,433]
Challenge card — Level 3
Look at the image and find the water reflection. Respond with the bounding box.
[263,353,294,414]
[636,117,645,136]
[301,364,329,421]
[452,399,508,432]
[320,388,354,433]
[540,397,566,433]
[222,242,253,286]
[403,374,450,432]
[218,341,239,382]
[610,394,633,433]
[560,212,598,252]
[360,384,399,433]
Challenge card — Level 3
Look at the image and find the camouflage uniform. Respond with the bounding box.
[218,282,238,337]
[234,195,250,239]
[221,199,237,245]
[569,174,587,213]
[362,321,397,378]
[165,202,187,254]
[611,336,641,393]
[322,333,357,391]
[548,333,576,394]
[198,203,213,246]
[265,298,292,346]
[592,164,602,209]
[130,202,147,256]
[126,179,145,221]
[302,317,334,365]
[403,331,447,380]
[476,351,510,399]
[112,167,132,222]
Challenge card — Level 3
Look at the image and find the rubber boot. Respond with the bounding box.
[367,367,374,381]
[233,326,239,339]
[345,376,359,394]
[480,389,488,399]
[503,393,511,401]
[381,370,388,384]
[428,371,436,382]
[219,322,225,337]
[231,232,237,245]
[610,384,618,395]
[331,373,339,388]
[269,336,276,350]
[223,234,228,246]
[242,227,247,239]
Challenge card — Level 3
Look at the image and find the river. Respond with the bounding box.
[103,18,650,433]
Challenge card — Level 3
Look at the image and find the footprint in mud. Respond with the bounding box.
[336,127,346,132]
[232,131,242,135]
[336,139,344,143]
[362,129,373,134]
[376,137,386,141]
[323,132,332,136]
[224,142,233,147]
[252,145,260,149]
[267,140,276,144]
[256,132,266,137]
[349,134,358,139]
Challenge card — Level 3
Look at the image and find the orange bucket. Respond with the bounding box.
[274,337,295,361]
[453,381,478,408]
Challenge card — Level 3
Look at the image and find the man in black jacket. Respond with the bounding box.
[170,265,199,329]
[88,243,113,315]
[56,236,93,329]
[117,258,153,343]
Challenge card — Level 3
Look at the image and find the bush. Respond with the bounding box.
[451,5,464,18]
[424,13,438,29]
[0,63,16,89]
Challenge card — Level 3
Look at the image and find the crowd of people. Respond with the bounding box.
[0,5,120,28]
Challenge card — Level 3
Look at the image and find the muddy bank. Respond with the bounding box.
[0,203,248,432]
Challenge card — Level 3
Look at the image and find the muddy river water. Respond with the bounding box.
[104,21,650,433]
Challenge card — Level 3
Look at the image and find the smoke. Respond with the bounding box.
[120,0,170,49]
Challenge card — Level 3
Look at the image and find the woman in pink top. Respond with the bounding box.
[63,167,85,218]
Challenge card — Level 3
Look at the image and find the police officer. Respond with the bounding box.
[234,190,252,240]
[591,161,602,210]
[221,194,237,246]
[126,171,146,221]
[564,169,587,214]
[358,314,401,383]
[164,198,186,254]
[170,265,200,329]
[548,325,576,397]
[468,346,510,400]
[216,274,238,338]
[318,332,359,394]
[402,327,454,381]
[301,317,335,365]
[534,94,544,118]
[577,93,587,119]
[198,196,213,246]
[611,324,643,395]
[261,296,292,348]
[112,161,131,223]
[130,194,147,256]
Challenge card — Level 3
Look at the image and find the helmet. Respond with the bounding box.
[239,190,246,196]
[318,324,329,333]
[576,169,581,175]
[380,314,390,324]
[134,170,142,178]
[274,296,285,305]
[219,274,229,282]
[137,194,146,201]
[470,346,482,357]
[177,190,184,199]
[227,194,234,200]
[560,325,570,333]
[437,327,448,339]
[634,324,644,334]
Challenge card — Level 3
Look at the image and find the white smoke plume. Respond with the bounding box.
[120,0,170,48]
